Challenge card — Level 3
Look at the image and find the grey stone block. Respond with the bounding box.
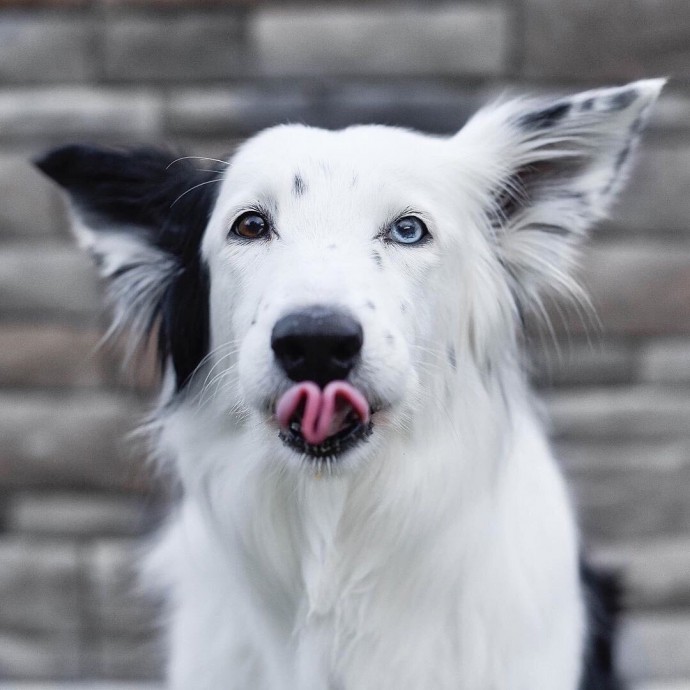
[0,13,94,84]
[86,635,164,681]
[0,244,100,318]
[7,493,153,538]
[649,90,690,133]
[613,145,690,235]
[638,339,690,384]
[0,685,162,689]
[0,537,80,634]
[251,5,508,77]
[0,88,163,143]
[0,155,66,239]
[311,82,483,133]
[0,392,148,491]
[84,538,161,636]
[558,440,690,541]
[166,85,314,137]
[523,0,690,81]
[569,242,690,336]
[103,10,248,81]
[530,339,635,388]
[0,631,81,680]
[591,538,690,610]
[547,386,690,440]
[619,613,690,682]
[166,81,484,138]
[0,325,104,388]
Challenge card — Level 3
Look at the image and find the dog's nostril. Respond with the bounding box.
[271,307,363,388]
[280,339,306,368]
[332,341,360,365]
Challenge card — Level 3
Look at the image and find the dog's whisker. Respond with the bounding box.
[170,178,223,207]
[166,155,230,169]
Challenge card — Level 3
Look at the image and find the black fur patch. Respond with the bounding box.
[372,251,383,268]
[293,174,307,197]
[607,89,637,112]
[519,101,571,130]
[578,560,623,690]
[536,222,571,237]
[615,144,632,172]
[34,144,221,392]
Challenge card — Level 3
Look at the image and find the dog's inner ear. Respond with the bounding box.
[459,79,664,313]
[34,145,224,391]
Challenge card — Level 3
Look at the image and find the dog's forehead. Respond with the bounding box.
[224,124,448,192]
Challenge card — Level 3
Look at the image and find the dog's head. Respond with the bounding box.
[35,80,662,472]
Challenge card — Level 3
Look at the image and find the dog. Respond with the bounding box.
[35,78,662,690]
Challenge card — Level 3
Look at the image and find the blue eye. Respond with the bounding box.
[388,216,429,245]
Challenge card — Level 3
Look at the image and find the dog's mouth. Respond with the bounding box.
[275,381,373,459]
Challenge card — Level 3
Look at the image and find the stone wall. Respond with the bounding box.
[0,1,689,686]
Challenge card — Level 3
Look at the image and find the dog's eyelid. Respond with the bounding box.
[378,212,433,246]
[226,204,280,242]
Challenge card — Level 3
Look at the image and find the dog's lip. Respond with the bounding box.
[279,416,373,460]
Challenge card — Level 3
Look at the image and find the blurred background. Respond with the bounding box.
[0,0,689,688]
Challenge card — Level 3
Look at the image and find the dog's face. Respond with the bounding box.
[202,125,467,467]
[35,80,663,472]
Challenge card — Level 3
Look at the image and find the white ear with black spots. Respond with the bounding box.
[455,79,665,312]
[34,145,223,390]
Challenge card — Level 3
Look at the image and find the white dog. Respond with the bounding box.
[36,79,662,690]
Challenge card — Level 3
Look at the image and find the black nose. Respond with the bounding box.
[271,307,363,388]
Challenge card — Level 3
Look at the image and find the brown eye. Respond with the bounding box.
[231,212,269,240]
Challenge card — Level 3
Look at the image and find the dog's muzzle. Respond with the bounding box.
[271,306,373,459]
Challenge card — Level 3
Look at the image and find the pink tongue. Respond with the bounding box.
[275,381,370,446]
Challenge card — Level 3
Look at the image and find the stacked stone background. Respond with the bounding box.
[0,0,689,687]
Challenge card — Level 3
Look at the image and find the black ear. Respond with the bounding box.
[34,144,225,391]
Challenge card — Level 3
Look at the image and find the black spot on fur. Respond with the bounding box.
[564,191,587,202]
[519,101,571,130]
[292,174,306,197]
[34,144,220,392]
[385,332,394,345]
[400,302,407,314]
[89,248,104,268]
[607,89,637,112]
[536,222,571,237]
[366,300,376,311]
[578,560,623,690]
[581,97,596,112]
[615,144,632,172]
[447,344,457,370]
[630,115,645,135]
[372,251,383,268]
[327,243,337,250]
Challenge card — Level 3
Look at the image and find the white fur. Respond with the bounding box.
[76,80,663,689]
